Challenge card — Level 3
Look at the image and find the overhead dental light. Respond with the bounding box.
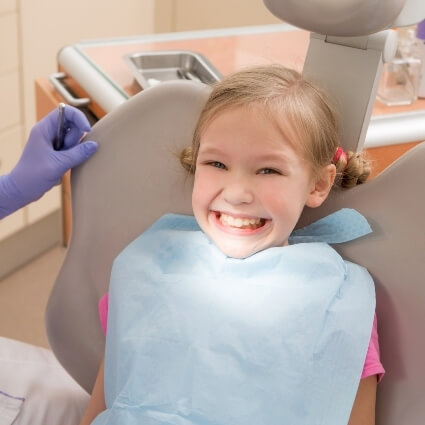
[263,0,425,36]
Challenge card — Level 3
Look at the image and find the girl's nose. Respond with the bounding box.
[222,181,254,205]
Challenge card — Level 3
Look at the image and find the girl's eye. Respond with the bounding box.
[258,168,281,175]
[208,161,227,170]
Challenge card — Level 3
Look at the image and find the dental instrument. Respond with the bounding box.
[54,102,66,150]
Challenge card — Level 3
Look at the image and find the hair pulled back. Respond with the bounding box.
[180,64,370,189]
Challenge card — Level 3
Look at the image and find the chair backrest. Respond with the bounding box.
[46,80,425,425]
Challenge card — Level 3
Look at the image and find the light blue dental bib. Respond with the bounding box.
[94,211,375,425]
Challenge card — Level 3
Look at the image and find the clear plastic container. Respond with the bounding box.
[416,19,425,98]
[377,28,422,106]
[417,41,425,98]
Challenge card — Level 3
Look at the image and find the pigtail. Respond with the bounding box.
[180,146,194,173]
[335,150,371,189]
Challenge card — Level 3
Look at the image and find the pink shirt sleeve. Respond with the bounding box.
[98,293,109,336]
[361,314,385,382]
[98,293,385,381]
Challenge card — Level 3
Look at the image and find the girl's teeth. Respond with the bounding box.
[219,213,263,228]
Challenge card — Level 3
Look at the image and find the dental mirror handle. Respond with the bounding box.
[54,103,66,150]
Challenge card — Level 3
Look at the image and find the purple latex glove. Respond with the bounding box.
[0,105,98,219]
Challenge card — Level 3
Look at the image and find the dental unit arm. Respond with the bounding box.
[263,0,425,152]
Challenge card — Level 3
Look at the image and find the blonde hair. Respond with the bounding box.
[180,64,370,189]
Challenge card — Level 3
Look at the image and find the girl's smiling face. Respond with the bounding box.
[192,105,334,259]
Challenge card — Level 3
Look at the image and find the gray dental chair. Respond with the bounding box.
[46,79,425,425]
[46,1,425,424]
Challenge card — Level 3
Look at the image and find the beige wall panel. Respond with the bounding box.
[0,207,25,240]
[174,0,280,31]
[153,0,176,33]
[27,185,61,225]
[0,125,21,174]
[0,125,25,240]
[0,13,19,74]
[0,72,21,131]
[0,0,17,14]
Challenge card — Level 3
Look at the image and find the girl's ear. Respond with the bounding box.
[306,164,336,208]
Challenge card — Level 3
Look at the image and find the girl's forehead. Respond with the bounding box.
[203,104,303,149]
[199,109,305,161]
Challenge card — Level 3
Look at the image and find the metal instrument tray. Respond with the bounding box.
[124,50,222,89]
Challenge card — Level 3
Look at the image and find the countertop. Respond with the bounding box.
[57,24,425,149]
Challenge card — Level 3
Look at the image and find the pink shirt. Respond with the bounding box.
[98,293,384,381]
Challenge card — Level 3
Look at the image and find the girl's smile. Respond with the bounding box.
[210,210,269,234]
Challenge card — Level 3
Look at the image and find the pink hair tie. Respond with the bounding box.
[332,147,348,165]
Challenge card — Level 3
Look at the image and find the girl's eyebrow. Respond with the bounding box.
[197,146,226,156]
[198,143,296,164]
[255,151,294,164]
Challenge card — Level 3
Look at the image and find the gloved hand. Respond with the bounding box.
[0,105,98,219]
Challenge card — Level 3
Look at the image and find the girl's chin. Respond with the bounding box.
[210,230,267,258]
[216,243,260,259]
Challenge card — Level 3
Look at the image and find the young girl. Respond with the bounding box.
[80,65,384,425]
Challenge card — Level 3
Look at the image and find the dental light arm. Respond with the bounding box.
[263,0,425,152]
